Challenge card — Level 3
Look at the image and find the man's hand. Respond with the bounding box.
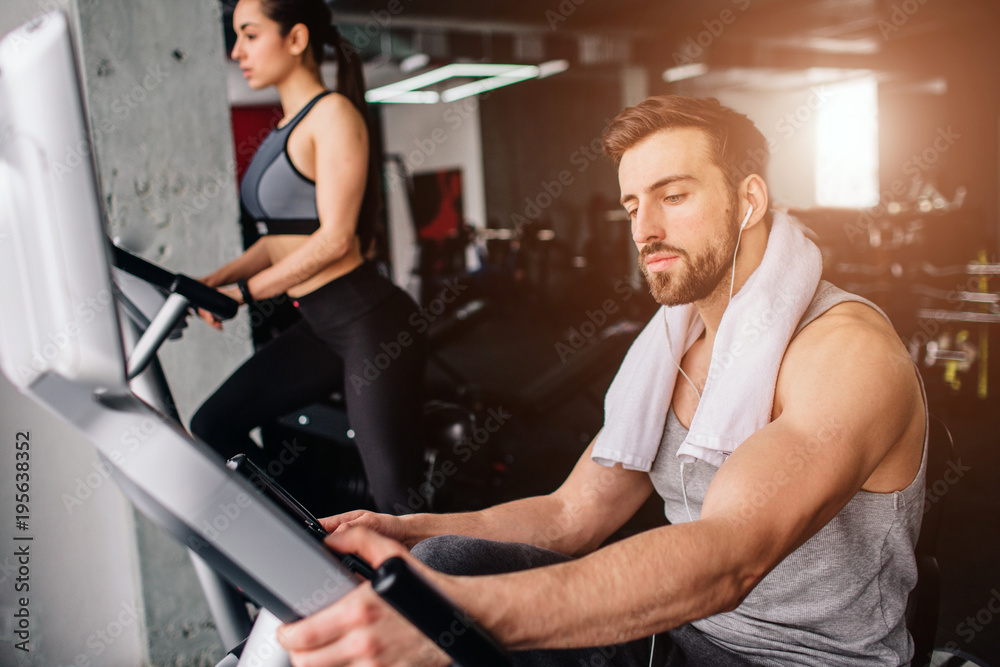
[278,527,452,667]
[321,511,415,548]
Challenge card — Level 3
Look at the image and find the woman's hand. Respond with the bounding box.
[195,281,242,330]
[196,308,223,330]
[278,528,452,667]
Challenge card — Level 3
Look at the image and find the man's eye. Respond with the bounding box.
[665,194,685,204]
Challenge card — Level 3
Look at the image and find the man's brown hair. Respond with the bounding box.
[602,95,769,190]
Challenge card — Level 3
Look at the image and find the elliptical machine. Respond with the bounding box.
[0,11,509,667]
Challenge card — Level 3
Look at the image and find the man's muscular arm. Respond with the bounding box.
[445,304,924,649]
[327,440,655,556]
[283,304,924,663]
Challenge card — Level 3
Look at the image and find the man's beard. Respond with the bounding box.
[638,208,740,307]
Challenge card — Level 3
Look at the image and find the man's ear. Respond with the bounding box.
[741,174,769,230]
[286,23,310,58]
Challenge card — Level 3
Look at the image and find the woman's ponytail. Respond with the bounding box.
[327,23,383,255]
[261,0,384,255]
[327,25,367,118]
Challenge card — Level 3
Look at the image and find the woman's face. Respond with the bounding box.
[231,0,299,89]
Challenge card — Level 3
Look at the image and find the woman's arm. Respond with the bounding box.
[242,94,369,301]
[200,239,273,288]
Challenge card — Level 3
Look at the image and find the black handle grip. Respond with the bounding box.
[373,557,511,667]
[112,243,238,320]
[171,274,238,320]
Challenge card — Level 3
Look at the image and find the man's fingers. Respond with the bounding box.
[319,510,366,533]
[279,584,381,651]
[324,526,407,568]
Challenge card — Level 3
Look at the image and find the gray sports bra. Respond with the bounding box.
[239,91,331,236]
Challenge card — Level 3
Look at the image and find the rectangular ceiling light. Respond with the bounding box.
[662,62,709,83]
[367,62,566,104]
[440,65,538,102]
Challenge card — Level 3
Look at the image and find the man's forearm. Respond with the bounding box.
[400,493,591,555]
[448,518,752,651]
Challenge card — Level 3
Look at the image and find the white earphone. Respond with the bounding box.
[729,204,754,300]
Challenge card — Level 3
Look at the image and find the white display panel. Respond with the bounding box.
[0,11,126,393]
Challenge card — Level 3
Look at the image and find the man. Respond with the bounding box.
[277,96,926,666]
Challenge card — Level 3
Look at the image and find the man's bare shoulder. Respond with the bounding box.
[775,300,917,414]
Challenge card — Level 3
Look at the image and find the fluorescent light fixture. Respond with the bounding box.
[367,62,567,104]
[662,62,709,83]
[400,53,430,73]
[538,59,570,79]
[440,65,537,102]
[378,90,441,104]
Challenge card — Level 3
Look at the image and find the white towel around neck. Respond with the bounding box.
[591,210,822,470]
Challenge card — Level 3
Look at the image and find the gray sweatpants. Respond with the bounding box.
[411,535,756,667]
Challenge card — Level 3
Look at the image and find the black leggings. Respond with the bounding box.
[190,262,427,514]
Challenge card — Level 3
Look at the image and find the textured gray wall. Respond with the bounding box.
[72,0,251,663]
[1,0,250,664]
[76,0,250,425]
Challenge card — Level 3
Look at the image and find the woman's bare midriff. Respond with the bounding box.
[264,234,364,298]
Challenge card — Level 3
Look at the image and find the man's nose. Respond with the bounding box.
[632,208,664,245]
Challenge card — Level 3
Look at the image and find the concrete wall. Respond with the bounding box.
[0,0,248,664]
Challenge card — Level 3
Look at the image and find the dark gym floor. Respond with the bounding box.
[420,268,1000,665]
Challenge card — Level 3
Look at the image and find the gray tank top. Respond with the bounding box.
[648,281,927,666]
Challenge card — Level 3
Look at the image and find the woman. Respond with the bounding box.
[190,0,426,515]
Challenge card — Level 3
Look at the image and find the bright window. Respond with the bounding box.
[816,75,879,208]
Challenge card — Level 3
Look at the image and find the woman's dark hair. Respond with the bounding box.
[259,0,384,254]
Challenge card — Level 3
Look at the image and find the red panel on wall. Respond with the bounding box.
[231,105,283,183]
